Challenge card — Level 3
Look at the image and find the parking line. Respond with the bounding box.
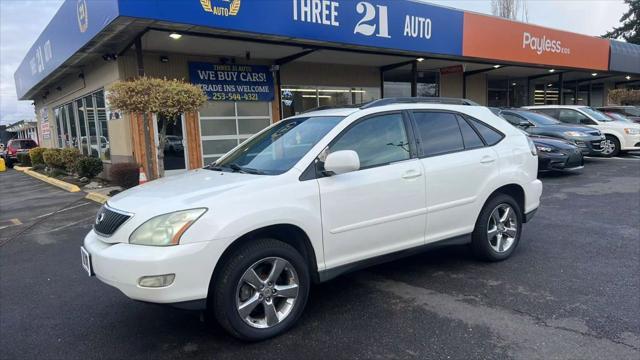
[34,202,93,219]
[48,216,95,233]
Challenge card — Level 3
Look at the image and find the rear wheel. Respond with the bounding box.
[471,194,522,261]
[601,135,620,157]
[209,238,310,341]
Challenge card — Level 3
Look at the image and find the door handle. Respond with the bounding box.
[480,156,496,164]
[402,169,422,179]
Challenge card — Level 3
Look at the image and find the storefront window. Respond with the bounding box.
[534,83,559,105]
[52,89,111,160]
[383,66,439,98]
[281,86,381,118]
[199,101,272,164]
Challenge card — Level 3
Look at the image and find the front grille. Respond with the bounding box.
[591,141,603,150]
[93,205,131,236]
[566,153,583,167]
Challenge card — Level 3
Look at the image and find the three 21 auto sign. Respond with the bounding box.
[189,62,275,102]
[119,0,464,57]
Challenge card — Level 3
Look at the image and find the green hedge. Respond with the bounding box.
[76,156,104,179]
[42,149,65,170]
[29,147,46,166]
[61,147,81,173]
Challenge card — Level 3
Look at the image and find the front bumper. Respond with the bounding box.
[83,231,222,304]
[570,136,604,155]
[538,150,584,172]
[621,133,640,151]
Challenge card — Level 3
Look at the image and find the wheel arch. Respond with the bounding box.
[209,224,321,295]
[484,184,526,221]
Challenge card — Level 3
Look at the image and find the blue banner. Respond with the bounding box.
[119,0,463,57]
[189,62,275,102]
[14,0,119,99]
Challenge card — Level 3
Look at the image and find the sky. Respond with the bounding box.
[0,0,630,126]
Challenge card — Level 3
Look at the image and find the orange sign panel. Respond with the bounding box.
[463,13,610,71]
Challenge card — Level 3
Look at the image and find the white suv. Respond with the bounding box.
[82,98,542,340]
[524,105,640,157]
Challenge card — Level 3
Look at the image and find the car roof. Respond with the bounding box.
[297,103,492,118]
[524,105,588,109]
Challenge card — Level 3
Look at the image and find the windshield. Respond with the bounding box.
[518,111,561,126]
[581,107,613,122]
[605,112,633,123]
[212,116,344,175]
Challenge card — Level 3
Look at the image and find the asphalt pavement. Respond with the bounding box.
[1,156,639,359]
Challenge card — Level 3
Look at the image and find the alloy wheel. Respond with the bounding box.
[487,204,518,253]
[235,257,299,329]
[601,139,616,156]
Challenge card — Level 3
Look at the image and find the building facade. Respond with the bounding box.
[15,0,640,178]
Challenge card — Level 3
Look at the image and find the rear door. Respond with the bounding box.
[318,112,427,269]
[411,111,502,243]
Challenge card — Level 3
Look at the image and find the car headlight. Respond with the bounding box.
[129,208,207,246]
[624,128,640,135]
[535,145,555,153]
[563,131,587,137]
[527,137,537,156]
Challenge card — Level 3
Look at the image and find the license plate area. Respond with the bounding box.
[80,246,93,276]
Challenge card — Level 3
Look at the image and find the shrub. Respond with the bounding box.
[76,156,104,179]
[110,163,140,189]
[61,147,81,173]
[16,152,31,166]
[29,147,46,166]
[43,148,65,170]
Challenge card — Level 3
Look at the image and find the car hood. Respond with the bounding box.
[107,169,264,213]
[536,123,599,134]
[530,135,578,150]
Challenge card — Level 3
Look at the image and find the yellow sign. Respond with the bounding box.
[200,0,241,17]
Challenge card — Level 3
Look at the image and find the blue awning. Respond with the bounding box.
[609,40,640,74]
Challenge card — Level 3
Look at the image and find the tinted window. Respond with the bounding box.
[10,140,37,149]
[558,109,592,124]
[517,111,560,125]
[468,118,503,146]
[534,109,558,119]
[457,116,484,149]
[412,112,464,156]
[330,113,410,168]
[501,113,525,126]
[581,107,612,122]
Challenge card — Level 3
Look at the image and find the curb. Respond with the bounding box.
[19,168,82,193]
[13,165,31,171]
[85,192,109,204]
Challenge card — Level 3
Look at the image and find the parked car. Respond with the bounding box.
[596,106,640,124]
[524,105,640,157]
[529,134,584,172]
[497,109,604,156]
[600,111,636,124]
[1,139,37,167]
[82,98,542,341]
[164,135,184,152]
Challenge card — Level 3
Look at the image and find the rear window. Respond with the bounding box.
[10,140,37,149]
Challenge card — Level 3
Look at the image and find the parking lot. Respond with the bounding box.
[1,156,639,360]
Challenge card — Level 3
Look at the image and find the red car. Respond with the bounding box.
[2,139,38,167]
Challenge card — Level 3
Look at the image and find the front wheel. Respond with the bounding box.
[601,135,620,157]
[209,238,310,341]
[471,194,523,261]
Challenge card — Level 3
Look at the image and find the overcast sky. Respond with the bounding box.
[0,0,629,125]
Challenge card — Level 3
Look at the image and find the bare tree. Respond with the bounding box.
[491,0,529,22]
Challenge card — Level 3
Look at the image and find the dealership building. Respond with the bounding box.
[15,0,640,178]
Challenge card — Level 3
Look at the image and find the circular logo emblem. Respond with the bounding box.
[77,0,89,33]
[95,211,105,225]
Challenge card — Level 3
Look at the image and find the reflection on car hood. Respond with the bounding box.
[108,168,264,213]
[529,135,578,149]
[536,124,599,134]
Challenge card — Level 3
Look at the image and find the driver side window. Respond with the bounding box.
[502,113,526,126]
[558,109,594,125]
[329,113,410,169]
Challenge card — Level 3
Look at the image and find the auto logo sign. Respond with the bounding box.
[77,0,89,33]
[200,0,241,17]
[95,211,105,225]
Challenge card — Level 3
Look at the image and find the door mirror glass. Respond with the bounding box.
[324,150,360,175]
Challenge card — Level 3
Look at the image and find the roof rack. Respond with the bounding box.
[300,104,362,114]
[360,97,479,109]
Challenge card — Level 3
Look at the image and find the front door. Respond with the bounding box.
[157,114,187,176]
[318,112,427,270]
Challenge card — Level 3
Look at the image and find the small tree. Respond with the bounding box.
[608,88,640,105]
[107,77,207,178]
[491,0,528,22]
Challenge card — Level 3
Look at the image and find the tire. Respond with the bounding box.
[209,238,310,341]
[601,135,620,157]
[471,194,523,262]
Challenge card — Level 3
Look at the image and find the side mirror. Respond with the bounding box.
[519,120,532,128]
[324,150,360,175]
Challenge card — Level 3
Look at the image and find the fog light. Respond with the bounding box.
[138,274,175,288]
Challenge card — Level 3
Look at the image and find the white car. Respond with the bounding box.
[524,105,640,157]
[82,98,542,340]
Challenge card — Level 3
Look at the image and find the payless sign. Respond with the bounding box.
[189,62,274,102]
[463,13,610,71]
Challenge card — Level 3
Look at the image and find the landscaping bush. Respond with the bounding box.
[29,147,46,166]
[16,152,31,166]
[110,163,140,189]
[42,148,65,170]
[76,156,104,179]
[61,147,81,173]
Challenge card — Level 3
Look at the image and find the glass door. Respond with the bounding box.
[157,114,187,176]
